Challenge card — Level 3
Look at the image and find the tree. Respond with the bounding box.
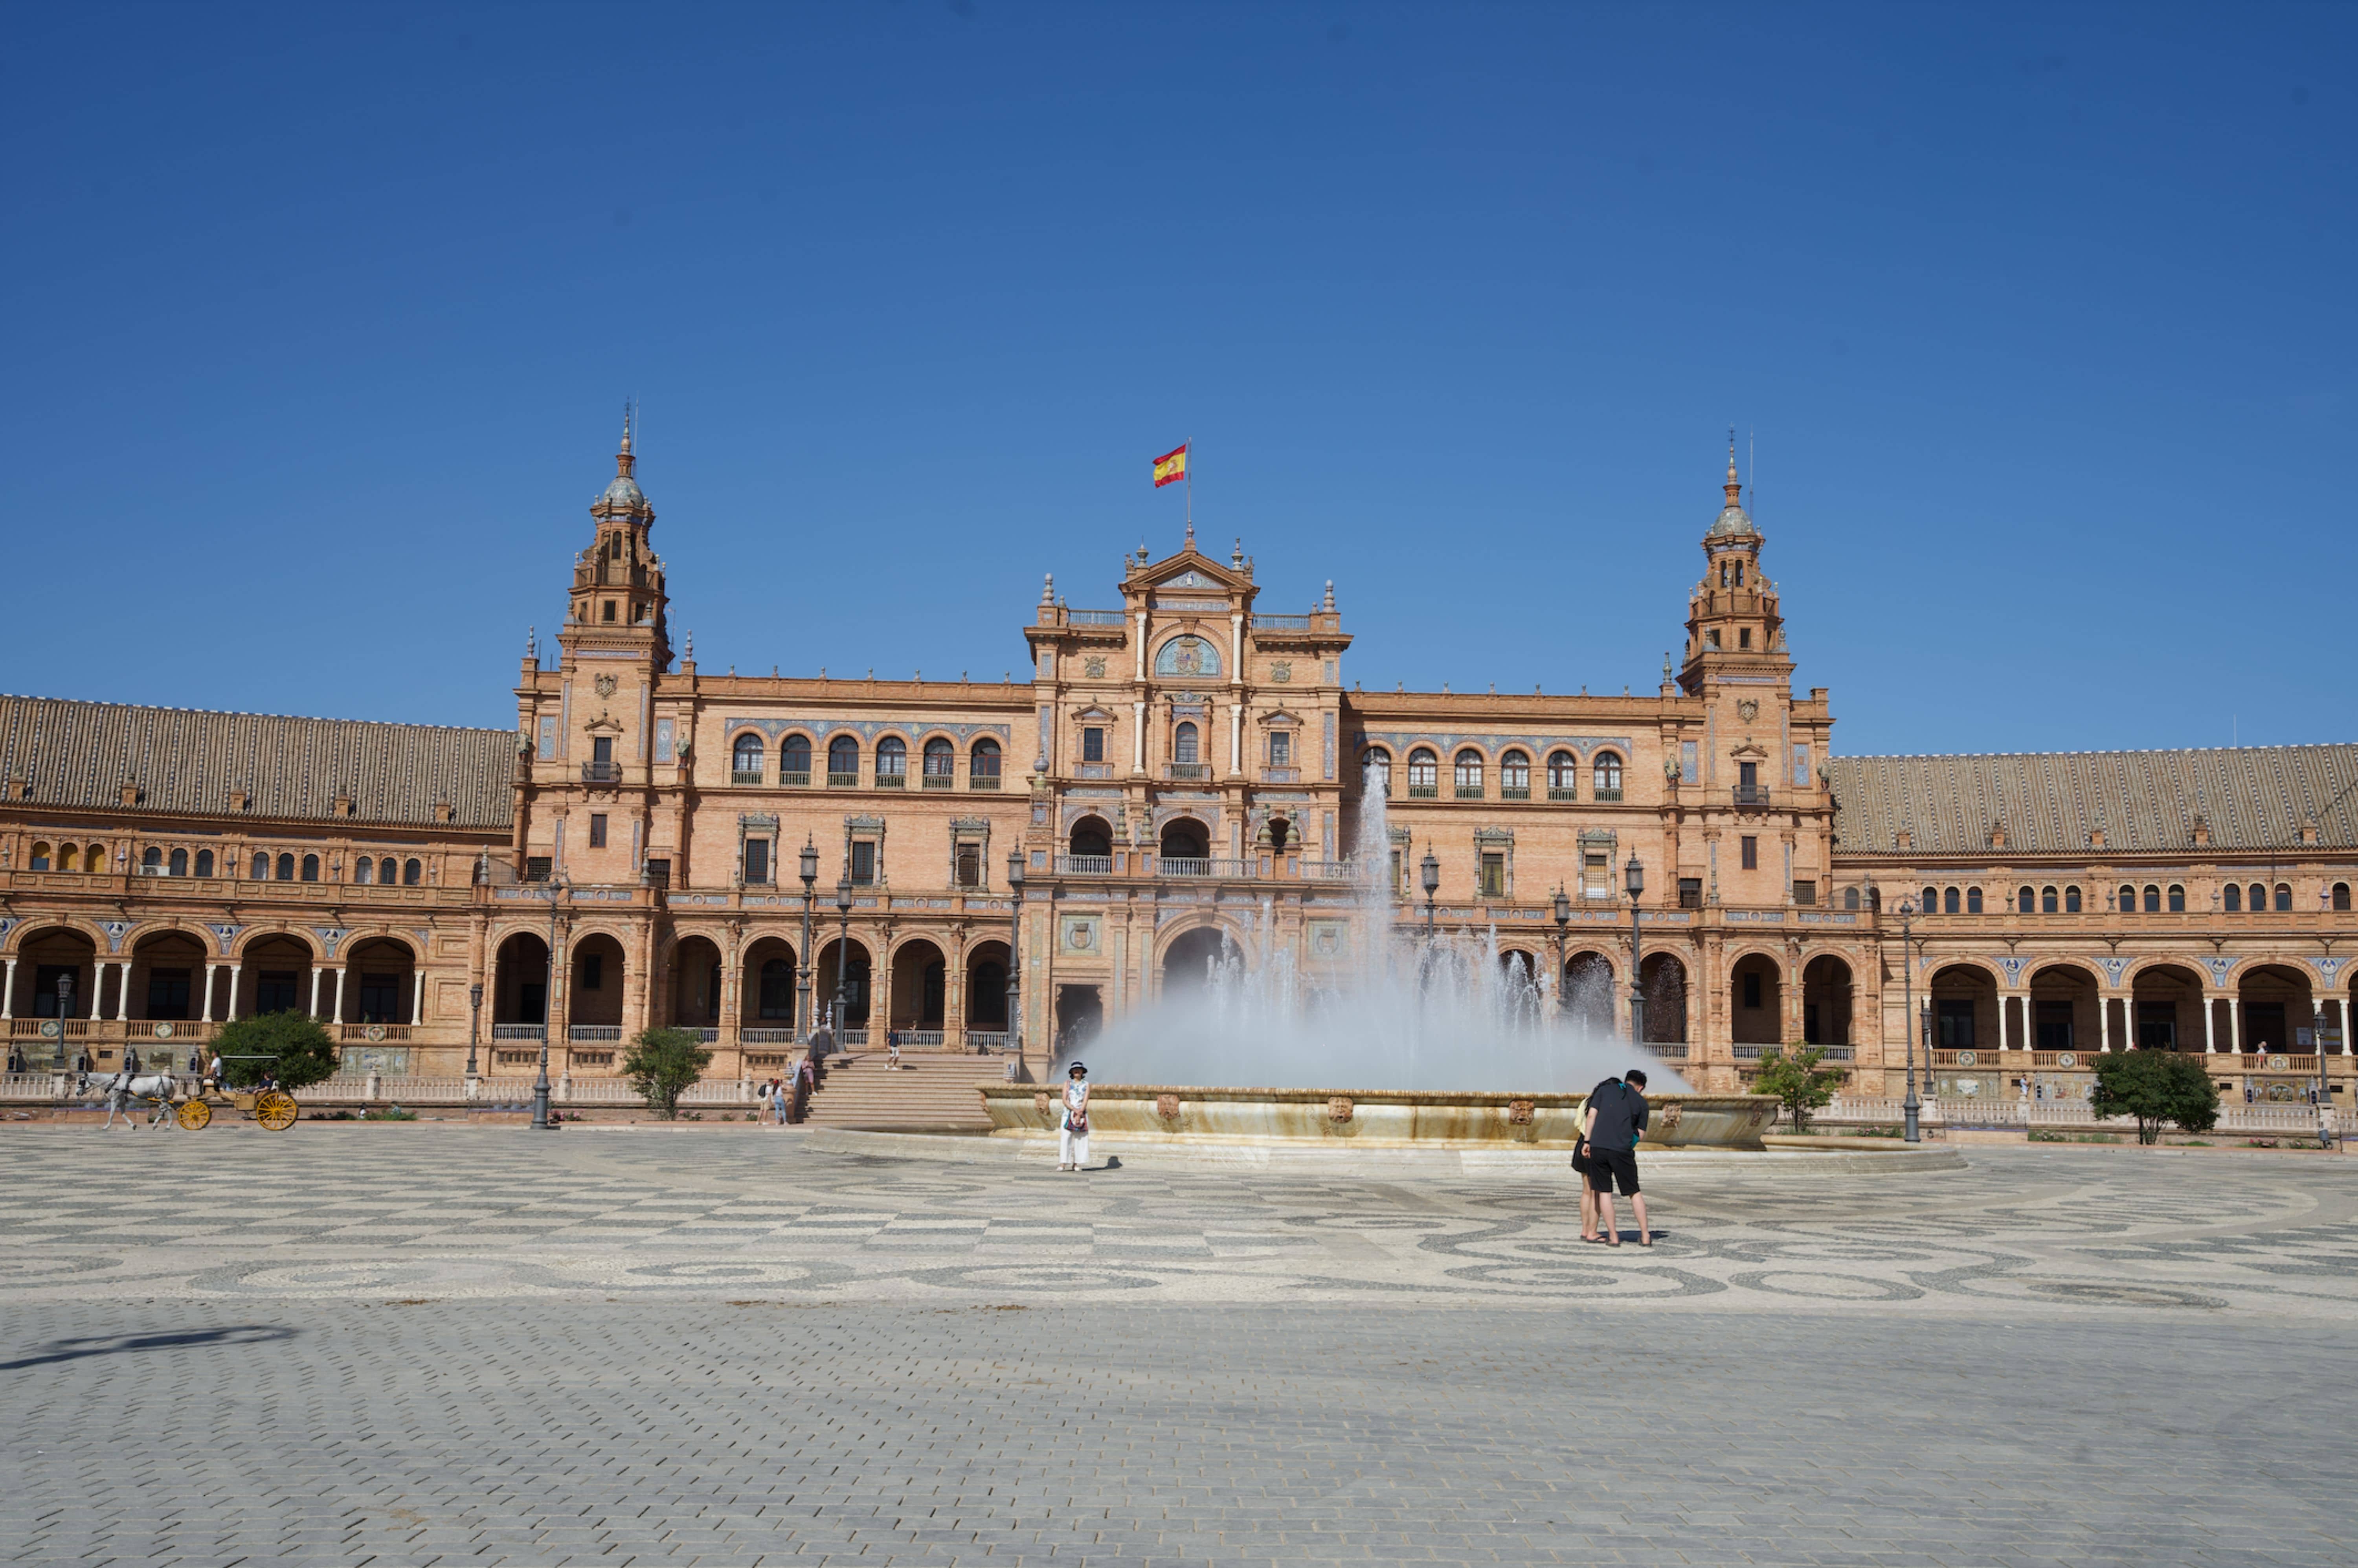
[1750,1044,1845,1133]
[622,1027,713,1120]
[2092,1050,2220,1145]
[212,1012,341,1090]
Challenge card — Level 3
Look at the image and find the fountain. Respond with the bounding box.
[981,766,1778,1150]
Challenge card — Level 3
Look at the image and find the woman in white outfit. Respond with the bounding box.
[1058,1062,1091,1171]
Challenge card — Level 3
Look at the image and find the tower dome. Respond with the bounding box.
[591,407,654,525]
[1706,440,1755,539]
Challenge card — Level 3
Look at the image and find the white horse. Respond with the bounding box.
[77,1070,184,1129]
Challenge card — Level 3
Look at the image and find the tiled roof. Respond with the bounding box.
[0,696,514,830]
[1829,745,2358,858]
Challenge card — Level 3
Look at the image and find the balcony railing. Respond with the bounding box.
[1501,786,1530,801]
[1455,785,1484,800]
[1264,767,1299,783]
[731,769,764,785]
[1302,859,1355,880]
[876,772,905,790]
[1068,609,1126,626]
[1158,857,1260,879]
[780,769,811,787]
[1058,855,1114,875]
[827,771,859,788]
[337,1024,410,1042]
[1549,787,1577,801]
[580,762,622,783]
[1166,763,1210,781]
[969,773,1001,790]
[1408,783,1439,799]
[569,1025,622,1043]
[742,1027,796,1045]
[1074,763,1112,779]
[1594,788,1623,802]
[896,1030,946,1047]
[922,773,954,790]
[1733,785,1771,810]
[968,1030,1010,1052]
[492,1023,546,1042]
[1251,613,1311,630]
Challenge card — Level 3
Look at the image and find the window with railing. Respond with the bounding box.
[970,738,1001,788]
[1548,750,1577,801]
[922,737,955,789]
[1500,749,1530,800]
[827,735,859,788]
[876,736,907,788]
[1454,749,1484,799]
[850,841,877,885]
[780,734,812,787]
[1362,747,1391,796]
[1593,752,1623,801]
[1407,748,1438,797]
[732,732,765,784]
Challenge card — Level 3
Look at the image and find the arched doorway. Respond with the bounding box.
[340,936,419,1025]
[814,937,873,1034]
[1802,955,1853,1045]
[1162,925,1233,991]
[2237,963,2312,1053]
[1729,953,1782,1045]
[1497,949,1542,1025]
[568,932,626,1030]
[494,933,550,1025]
[1159,817,1210,862]
[2029,964,2099,1051]
[1640,952,1688,1045]
[890,939,948,1035]
[965,940,1009,1034]
[1927,963,1994,1052]
[1068,816,1113,859]
[239,935,317,1019]
[127,929,208,1025]
[1563,950,1615,1036]
[669,935,724,1028]
[2131,963,2205,1050]
[9,926,97,1068]
[741,936,799,1033]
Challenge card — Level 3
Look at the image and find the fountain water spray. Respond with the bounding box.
[1060,767,1689,1092]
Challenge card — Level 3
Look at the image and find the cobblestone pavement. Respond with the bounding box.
[2,1129,2354,1564]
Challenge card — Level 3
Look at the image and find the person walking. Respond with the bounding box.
[1582,1067,1652,1247]
[1058,1061,1091,1172]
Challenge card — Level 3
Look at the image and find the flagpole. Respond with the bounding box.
[1186,436,1193,534]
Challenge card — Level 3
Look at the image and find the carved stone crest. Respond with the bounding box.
[1736,698,1759,722]
[1156,1093,1181,1119]
[1084,656,1107,679]
[1327,1096,1355,1122]
[1270,660,1292,683]
[595,674,619,698]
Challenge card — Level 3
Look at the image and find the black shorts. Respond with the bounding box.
[1585,1146,1640,1195]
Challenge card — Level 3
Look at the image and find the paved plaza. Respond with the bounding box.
[3,1128,2355,1564]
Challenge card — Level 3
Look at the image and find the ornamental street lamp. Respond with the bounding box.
[1420,847,1440,940]
[466,981,483,1077]
[1551,887,1572,1016]
[1006,849,1027,1078]
[533,872,565,1131]
[1625,853,1646,1047]
[797,837,819,1045]
[1895,890,1921,1144]
[832,874,854,1043]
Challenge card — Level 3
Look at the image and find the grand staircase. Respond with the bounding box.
[799,1051,1007,1132]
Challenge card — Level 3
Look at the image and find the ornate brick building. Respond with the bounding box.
[2,426,2351,1106]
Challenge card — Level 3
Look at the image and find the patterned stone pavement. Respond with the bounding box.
[2,1128,2354,1564]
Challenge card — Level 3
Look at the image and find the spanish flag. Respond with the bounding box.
[1152,443,1189,488]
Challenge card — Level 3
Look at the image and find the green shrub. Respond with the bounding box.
[621,1027,713,1120]
[212,1012,341,1089]
[1750,1044,1846,1132]
[2091,1050,2221,1145]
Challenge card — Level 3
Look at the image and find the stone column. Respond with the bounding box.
[117,962,131,1022]
[1228,703,1242,777]
[309,968,324,1019]
[411,971,424,1027]
[226,964,241,1021]
[2,956,15,1020]
[333,965,349,1026]
[89,965,105,1021]
[2227,997,2241,1054]
[2204,994,2217,1052]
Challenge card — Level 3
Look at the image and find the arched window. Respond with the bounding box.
[1843,886,1860,910]
[2336,883,2352,912]
[731,733,766,781]
[1920,886,1937,914]
[403,858,422,886]
[142,846,162,872]
[1943,887,1960,914]
[300,854,320,883]
[875,736,908,784]
[827,735,859,784]
[28,841,50,870]
[1548,750,1577,798]
[2274,883,2293,911]
[1173,722,1199,765]
[2037,885,2055,913]
[780,734,812,782]
[1967,887,1983,914]
[2224,883,2242,912]
[378,856,397,884]
[922,737,954,787]
[1407,748,1439,796]
[2064,886,2081,913]
[194,849,213,877]
[1453,749,1484,797]
[55,843,75,871]
[2138,884,2158,912]
[2167,884,2185,912]
[2022,885,2038,913]
[2117,883,2135,911]
[2248,882,2266,912]
[1500,749,1530,797]
[252,852,270,879]
[1363,746,1393,795]
[969,738,1001,785]
[355,857,374,885]
[277,853,296,881]
[1593,752,1623,799]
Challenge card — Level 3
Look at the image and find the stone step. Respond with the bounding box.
[801,1052,1003,1129]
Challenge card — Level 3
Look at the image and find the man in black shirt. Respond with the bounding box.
[1581,1068,1651,1247]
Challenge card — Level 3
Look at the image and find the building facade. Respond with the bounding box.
[3,426,2352,1106]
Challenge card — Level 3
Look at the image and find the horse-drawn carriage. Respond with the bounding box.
[76,1053,299,1131]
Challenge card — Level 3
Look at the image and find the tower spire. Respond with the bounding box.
[1725,427,1741,510]
[617,401,636,477]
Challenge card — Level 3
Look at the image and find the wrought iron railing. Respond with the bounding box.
[569,1025,622,1043]
[1068,609,1126,626]
[780,769,811,787]
[1166,763,1210,781]
[1057,855,1114,874]
[731,769,764,785]
[492,1024,546,1041]
[580,762,622,783]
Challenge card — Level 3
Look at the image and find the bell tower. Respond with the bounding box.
[559,407,672,669]
[1678,439,1787,694]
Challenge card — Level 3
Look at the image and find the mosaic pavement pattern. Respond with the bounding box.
[1,1128,2355,1315]
[4,1130,2356,1565]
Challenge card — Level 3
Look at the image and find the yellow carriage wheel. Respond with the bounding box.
[176,1098,213,1131]
[255,1091,299,1131]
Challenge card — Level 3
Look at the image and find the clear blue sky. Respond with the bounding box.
[7,3,2349,756]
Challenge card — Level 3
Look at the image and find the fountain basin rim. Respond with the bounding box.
[991,1084,1752,1107]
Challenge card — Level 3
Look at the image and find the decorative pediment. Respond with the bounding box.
[1073,705,1118,722]
[1261,709,1302,727]
[1728,739,1770,761]
[1153,567,1223,590]
[584,710,625,733]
